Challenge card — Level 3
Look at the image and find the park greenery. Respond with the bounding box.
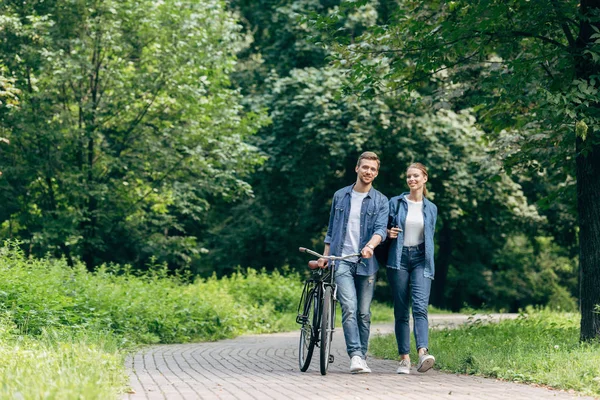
[1,0,600,394]
[1,0,592,316]
[0,242,314,397]
[371,309,600,397]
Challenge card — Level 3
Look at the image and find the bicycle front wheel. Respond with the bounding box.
[319,285,335,375]
[299,288,317,371]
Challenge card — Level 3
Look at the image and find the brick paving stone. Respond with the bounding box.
[125,314,597,400]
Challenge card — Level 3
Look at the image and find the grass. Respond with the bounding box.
[0,328,126,399]
[370,308,600,397]
[0,243,307,398]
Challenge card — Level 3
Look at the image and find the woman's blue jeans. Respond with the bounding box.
[386,244,432,355]
[335,260,376,359]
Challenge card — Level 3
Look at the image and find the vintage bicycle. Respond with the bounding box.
[296,247,361,375]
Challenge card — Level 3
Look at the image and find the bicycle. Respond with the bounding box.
[295,247,361,375]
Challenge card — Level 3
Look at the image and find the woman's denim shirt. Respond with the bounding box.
[386,192,438,279]
[324,184,389,276]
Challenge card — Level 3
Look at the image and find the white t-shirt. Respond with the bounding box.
[342,190,368,262]
[403,196,424,246]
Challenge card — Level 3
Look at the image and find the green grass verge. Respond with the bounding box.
[0,323,126,399]
[370,309,600,397]
[0,243,305,398]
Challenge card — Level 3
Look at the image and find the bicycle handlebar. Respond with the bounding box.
[299,247,361,260]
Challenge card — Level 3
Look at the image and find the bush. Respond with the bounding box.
[0,242,308,398]
[0,243,304,344]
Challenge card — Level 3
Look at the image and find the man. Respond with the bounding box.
[319,151,389,373]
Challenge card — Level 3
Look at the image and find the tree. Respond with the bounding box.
[322,0,599,340]
[207,61,551,314]
[0,0,266,270]
[201,1,574,315]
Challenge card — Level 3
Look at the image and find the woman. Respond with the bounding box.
[386,162,437,374]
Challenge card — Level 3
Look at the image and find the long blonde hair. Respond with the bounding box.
[407,162,429,197]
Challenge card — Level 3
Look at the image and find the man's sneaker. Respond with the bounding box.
[416,350,435,373]
[350,356,364,373]
[396,358,411,374]
[360,359,372,373]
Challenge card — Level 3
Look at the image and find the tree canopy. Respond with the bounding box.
[0,0,267,270]
[314,0,599,340]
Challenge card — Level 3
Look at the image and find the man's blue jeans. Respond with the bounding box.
[335,260,376,359]
[386,245,432,355]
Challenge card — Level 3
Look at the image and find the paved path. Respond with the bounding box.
[125,314,594,399]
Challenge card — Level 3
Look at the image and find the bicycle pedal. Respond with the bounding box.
[328,354,334,363]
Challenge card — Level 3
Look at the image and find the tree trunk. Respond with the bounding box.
[576,0,600,342]
[576,139,600,341]
[82,134,97,272]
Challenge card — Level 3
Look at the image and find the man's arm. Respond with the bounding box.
[373,194,389,242]
[323,243,330,257]
[323,194,336,247]
[361,234,383,259]
[361,195,389,258]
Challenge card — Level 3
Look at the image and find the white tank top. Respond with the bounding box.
[403,196,424,246]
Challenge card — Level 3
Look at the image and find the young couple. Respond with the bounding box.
[318,151,437,374]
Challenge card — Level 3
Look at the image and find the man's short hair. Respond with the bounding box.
[357,151,380,169]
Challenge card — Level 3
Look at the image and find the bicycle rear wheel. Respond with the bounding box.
[299,287,318,371]
[320,285,335,375]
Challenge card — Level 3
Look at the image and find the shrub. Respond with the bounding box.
[0,242,305,344]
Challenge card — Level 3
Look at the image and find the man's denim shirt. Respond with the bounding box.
[324,184,389,276]
[386,192,438,279]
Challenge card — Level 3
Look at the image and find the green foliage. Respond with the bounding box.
[446,234,578,312]
[0,241,316,396]
[371,309,600,396]
[203,0,579,317]
[490,236,578,311]
[222,267,302,313]
[207,66,393,273]
[230,0,332,89]
[1,0,585,321]
[0,242,303,344]
[0,0,268,270]
[298,0,586,314]
[0,64,19,110]
[0,315,128,399]
[321,0,586,184]
[0,323,126,400]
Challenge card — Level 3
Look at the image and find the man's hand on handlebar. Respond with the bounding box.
[361,245,374,259]
[317,258,329,268]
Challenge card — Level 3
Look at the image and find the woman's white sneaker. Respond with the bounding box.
[396,358,411,374]
[416,350,435,373]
